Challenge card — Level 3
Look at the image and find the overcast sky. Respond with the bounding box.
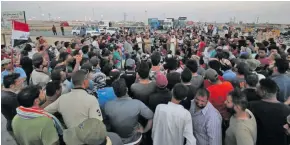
[2,1,290,24]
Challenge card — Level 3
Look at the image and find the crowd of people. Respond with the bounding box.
[1,25,290,145]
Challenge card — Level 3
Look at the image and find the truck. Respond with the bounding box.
[163,18,174,30]
[148,18,160,30]
[177,17,187,28]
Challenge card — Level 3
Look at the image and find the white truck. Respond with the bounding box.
[71,26,100,36]
[163,19,173,30]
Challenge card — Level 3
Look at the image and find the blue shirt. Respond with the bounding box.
[189,101,222,145]
[271,74,290,102]
[223,70,237,81]
[1,67,27,84]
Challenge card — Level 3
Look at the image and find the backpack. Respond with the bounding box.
[96,87,116,108]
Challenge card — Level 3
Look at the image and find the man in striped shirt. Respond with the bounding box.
[189,88,222,145]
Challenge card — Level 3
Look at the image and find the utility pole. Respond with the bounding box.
[123,12,127,22]
[48,13,51,21]
[92,8,95,20]
[256,16,259,24]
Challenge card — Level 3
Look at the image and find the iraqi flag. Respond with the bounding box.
[11,20,30,40]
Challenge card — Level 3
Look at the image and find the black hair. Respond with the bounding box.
[36,37,40,40]
[72,70,87,86]
[64,42,70,48]
[274,58,289,73]
[236,62,250,75]
[88,51,97,59]
[24,44,32,52]
[181,68,192,83]
[138,62,150,79]
[51,69,62,81]
[17,85,41,107]
[200,35,205,41]
[82,45,89,54]
[229,89,248,111]
[92,36,97,40]
[3,73,20,88]
[186,59,198,73]
[102,63,113,76]
[21,50,28,56]
[268,44,279,52]
[245,73,259,87]
[54,41,59,46]
[112,78,127,98]
[81,39,85,44]
[172,83,188,101]
[281,44,287,50]
[33,57,43,69]
[39,45,44,51]
[262,40,269,47]
[258,47,267,52]
[71,43,77,49]
[46,81,61,97]
[208,60,223,76]
[59,52,70,62]
[151,52,161,66]
[195,88,210,99]
[259,78,278,94]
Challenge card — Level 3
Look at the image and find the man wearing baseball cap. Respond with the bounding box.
[120,58,137,97]
[148,72,171,112]
[205,68,233,139]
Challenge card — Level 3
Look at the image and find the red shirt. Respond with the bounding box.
[66,48,72,54]
[207,81,233,120]
[197,41,206,57]
[204,75,225,88]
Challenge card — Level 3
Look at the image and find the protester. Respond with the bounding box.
[225,89,257,145]
[248,78,290,145]
[243,73,261,102]
[3,20,290,145]
[120,58,136,96]
[30,53,50,88]
[180,67,198,110]
[52,25,57,35]
[51,65,72,94]
[271,58,290,102]
[1,73,22,136]
[148,72,171,112]
[186,59,204,89]
[131,61,156,106]
[152,83,196,145]
[45,70,103,128]
[189,88,222,145]
[1,59,27,85]
[40,81,62,108]
[20,50,33,85]
[104,78,153,144]
[12,85,62,145]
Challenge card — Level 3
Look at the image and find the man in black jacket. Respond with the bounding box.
[1,73,23,136]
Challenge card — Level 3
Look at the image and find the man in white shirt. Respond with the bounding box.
[152,83,196,145]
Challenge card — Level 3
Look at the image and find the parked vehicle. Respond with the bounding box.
[71,26,100,36]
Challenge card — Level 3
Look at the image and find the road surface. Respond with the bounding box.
[1,115,17,145]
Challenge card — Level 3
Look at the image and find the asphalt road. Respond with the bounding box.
[30,30,73,37]
[1,115,17,145]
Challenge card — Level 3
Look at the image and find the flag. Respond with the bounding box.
[11,20,30,40]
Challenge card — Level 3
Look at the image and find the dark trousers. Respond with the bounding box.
[53,31,57,35]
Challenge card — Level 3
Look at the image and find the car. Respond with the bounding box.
[106,27,119,35]
[71,26,101,36]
